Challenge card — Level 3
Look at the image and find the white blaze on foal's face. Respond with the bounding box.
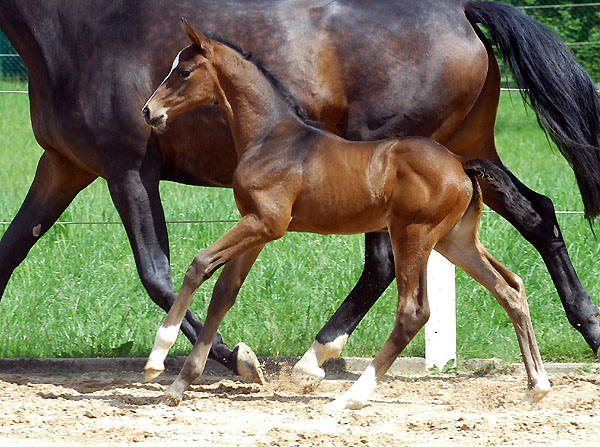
[143,44,219,128]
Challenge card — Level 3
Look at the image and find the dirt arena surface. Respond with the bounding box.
[1,368,599,447]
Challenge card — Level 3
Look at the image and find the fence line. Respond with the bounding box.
[519,2,600,9]
[0,210,586,227]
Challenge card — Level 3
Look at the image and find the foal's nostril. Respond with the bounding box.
[142,106,151,122]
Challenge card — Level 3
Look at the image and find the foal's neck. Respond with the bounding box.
[212,45,302,153]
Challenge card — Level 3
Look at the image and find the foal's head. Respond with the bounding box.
[142,19,222,130]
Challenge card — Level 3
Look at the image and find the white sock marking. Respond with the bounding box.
[293,335,350,388]
[146,324,179,370]
[327,364,378,410]
[313,334,349,364]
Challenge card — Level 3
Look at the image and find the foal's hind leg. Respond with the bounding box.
[435,211,550,403]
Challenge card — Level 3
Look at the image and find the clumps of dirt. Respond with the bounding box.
[1,371,599,446]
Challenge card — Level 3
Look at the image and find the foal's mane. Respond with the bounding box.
[204,31,321,129]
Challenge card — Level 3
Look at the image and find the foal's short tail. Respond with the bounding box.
[465,1,600,222]
[464,158,541,231]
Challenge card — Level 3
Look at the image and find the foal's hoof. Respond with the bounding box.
[233,342,265,385]
[521,382,551,404]
[324,396,365,412]
[162,391,182,407]
[144,367,165,383]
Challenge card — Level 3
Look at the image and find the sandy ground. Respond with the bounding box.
[1,368,599,447]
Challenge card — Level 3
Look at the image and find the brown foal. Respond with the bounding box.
[142,21,550,409]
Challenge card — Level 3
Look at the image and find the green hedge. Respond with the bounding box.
[0,32,26,79]
[501,0,600,85]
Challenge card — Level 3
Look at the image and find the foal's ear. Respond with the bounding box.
[181,18,213,54]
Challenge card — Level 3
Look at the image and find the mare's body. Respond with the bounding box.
[143,26,550,408]
[1,0,599,379]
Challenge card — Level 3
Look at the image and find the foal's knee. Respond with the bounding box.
[256,216,288,241]
[184,254,213,290]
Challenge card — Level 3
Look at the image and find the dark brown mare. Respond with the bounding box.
[1,1,599,379]
[142,23,550,408]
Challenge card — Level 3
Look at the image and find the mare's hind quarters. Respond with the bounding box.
[233,342,265,385]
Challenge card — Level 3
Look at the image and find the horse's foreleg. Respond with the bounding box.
[436,214,550,403]
[480,170,600,357]
[0,152,95,298]
[145,213,276,390]
[327,226,432,411]
[162,245,264,405]
[108,163,259,382]
[292,231,395,388]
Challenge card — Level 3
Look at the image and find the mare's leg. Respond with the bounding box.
[443,42,600,355]
[479,171,600,357]
[106,144,260,382]
[293,113,399,386]
[144,212,281,389]
[293,232,395,387]
[327,224,433,411]
[435,205,550,403]
[0,152,95,298]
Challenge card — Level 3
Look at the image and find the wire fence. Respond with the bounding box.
[0,210,586,227]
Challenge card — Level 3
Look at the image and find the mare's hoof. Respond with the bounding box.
[162,391,182,407]
[291,362,325,390]
[144,367,165,383]
[234,342,265,385]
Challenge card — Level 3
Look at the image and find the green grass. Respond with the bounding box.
[0,82,598,363]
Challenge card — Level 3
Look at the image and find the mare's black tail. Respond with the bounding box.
[465,1,600,222]
[464,158,541,231]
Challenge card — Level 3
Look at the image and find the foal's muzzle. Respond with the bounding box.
[142,106,166,128]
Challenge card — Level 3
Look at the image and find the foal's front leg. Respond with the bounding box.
[293,232,396,389]
[144,214,275,383]
[327,223,434,410]
[163,245,264,405]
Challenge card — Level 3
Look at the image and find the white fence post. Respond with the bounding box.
[425,251,456,370]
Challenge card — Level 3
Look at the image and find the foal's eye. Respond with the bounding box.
[179,69,192,79]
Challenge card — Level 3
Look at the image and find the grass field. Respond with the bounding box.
[1,79,599,363]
